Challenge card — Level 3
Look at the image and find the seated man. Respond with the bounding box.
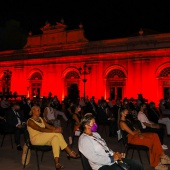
[159,99,170,115]
[79,113,143,170]
[5,103,26,151]
[148,101,170,136]
[138,103,167,150]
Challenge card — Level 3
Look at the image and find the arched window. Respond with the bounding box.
[65,71,80,79]
[29,72,43,98]
[159,67,170,100]
[64,71,80,101]
[160,67,170,77]
[30,72,42,80]
[107,69,126,78]
[106,69,126,100]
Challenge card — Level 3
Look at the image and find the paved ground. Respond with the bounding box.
[0,121,170,170]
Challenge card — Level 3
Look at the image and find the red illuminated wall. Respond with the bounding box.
[0,22,170,105]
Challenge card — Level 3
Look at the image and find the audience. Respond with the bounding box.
[1,92,170,169]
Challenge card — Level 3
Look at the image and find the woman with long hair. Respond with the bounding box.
[27,106,79,169]
[72,104,82,132]
[119,108,170,170]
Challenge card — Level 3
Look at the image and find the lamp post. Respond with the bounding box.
[78,63,92,99]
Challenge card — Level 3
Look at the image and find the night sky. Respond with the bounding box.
[0,0,170,47]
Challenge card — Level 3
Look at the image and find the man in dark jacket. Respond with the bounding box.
[5,103,26,151]
[97,101,117,137]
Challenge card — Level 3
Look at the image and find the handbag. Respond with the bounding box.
[22,143,31,165]
[117,130,122,141]
[75,130,81,136]
[115,160,130,170]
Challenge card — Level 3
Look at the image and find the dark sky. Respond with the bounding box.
[1,0,170,41]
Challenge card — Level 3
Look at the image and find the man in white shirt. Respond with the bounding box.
[138,103,167,150]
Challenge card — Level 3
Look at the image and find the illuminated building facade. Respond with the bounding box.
[0,21,170,104]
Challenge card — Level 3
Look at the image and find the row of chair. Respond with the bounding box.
[0,118,149,170]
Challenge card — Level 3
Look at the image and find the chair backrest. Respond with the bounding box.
[121,130,128,145]
[24,129,32,147]
[0,119,5,134]
[79,151,92,170]
[0,118,14,134]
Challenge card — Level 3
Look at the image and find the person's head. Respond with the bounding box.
[90,98,94,103]
[120,108,129,119]
[149,102,155,108]
[139,103,147,111]
[123,98,128,105]
[30,106,41,117]
[12,103,20,112]
[98,100,102,107]
[101,101,107,108]
[116,99,121,105]
[160,99,165,105]
[2,97,6,101]
[27,98,31,104]
[21,96,25,101]
[71,104,81,114]
[47,101,52,107]
[130,97,134,103]
[80,113,97,132]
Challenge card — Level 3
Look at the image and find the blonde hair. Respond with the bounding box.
[29,105,40,115]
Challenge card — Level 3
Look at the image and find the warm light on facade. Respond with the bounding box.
[0,22,170,105]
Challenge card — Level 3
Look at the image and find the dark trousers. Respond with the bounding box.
[142,127,164,144]
[14,126,26,146]
[99,158,143,170]
[108,120,117,136]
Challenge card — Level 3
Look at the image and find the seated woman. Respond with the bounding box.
[119,107,170,170]
[72,104,82,132]
[78,113,143,170]
[44,101,60,127]
[27,106,79,169]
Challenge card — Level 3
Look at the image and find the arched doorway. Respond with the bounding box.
[0,70,12,95]
[106,69,126,100]
[29,72,42,98]
[159,67,170,99]
[64,71,80,101]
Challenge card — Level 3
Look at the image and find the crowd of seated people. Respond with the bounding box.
[79,113,144,170]
[1,93,170,170]
[0,95,68,151]
[119,108,170,170]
